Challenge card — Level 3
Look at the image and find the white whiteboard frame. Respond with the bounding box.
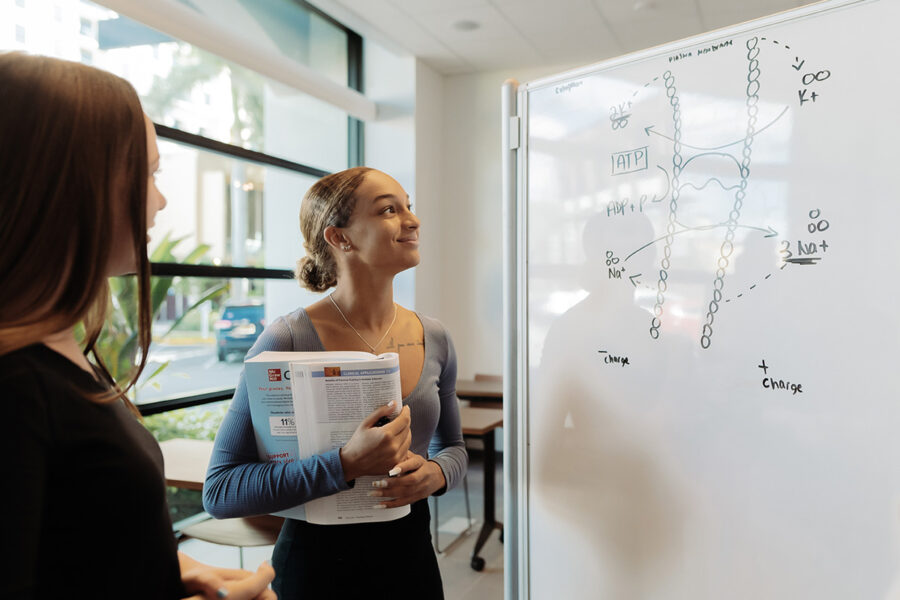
[500,78,524,600]
[504,0,872,597]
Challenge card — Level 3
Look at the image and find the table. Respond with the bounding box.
[158,438,216,531]
[456,378,503,407]
[159,438,213,491]
[159,438,283,560]
[459,406,504,571]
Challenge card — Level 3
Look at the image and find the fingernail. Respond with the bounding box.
[368,491,382,497]
[386,400,396,408]
[373,503,387,509]
[216,588,229,599]
[372,479,388,488]
[388,466,402,477]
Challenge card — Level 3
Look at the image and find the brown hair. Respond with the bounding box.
[297,166,373,291]
[0,53,152,404]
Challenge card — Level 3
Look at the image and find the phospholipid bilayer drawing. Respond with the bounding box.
[606,34,831,349]
[652,37,761,349]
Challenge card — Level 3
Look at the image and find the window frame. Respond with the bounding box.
[136,6,364,416]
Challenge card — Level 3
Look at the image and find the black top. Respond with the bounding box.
[0,344,186,599]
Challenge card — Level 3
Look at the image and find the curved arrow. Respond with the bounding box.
[652,165,670,202]
[623,222,778,262]
[674,220,779,238]
[644,105,789,151]
[743,224,778,237]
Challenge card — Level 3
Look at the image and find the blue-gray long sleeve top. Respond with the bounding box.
[202,307,468,519]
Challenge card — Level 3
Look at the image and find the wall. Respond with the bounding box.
[411,59,444,319]
[418,64,575,379]
[340,40,577,380]
[364,39,417,308]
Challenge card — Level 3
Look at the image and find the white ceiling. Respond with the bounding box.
[308,0,819,75]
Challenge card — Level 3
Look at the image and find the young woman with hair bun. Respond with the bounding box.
[0,52,275,600]
[203,167,467,599]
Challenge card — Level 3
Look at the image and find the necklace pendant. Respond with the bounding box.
[329,294,398,354]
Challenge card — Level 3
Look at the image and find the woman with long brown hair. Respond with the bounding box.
[0,53,275,599]
[203,167,468,598]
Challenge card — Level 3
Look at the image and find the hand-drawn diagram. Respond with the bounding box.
[600,35,832,349]
[526,7,900,598]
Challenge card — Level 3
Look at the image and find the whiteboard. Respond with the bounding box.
[512,1,900,598]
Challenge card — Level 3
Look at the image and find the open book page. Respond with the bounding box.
[243,350,375,519]
[290,353,409,525]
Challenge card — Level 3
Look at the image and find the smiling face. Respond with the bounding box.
[339,170,421,275]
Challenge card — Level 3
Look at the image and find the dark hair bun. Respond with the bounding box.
[296,256,336,292]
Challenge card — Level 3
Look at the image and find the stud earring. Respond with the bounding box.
[342,244,351,251]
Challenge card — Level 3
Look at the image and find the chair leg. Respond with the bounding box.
[463,473,472,527]
[431,496,441,553]
[431,473,474,555]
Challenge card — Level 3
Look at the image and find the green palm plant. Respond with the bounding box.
[87,233,228,391]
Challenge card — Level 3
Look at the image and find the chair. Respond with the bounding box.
[431,474,472,554]
[429,376,501,553]
[179,515,284,569]
[430,394,478,554]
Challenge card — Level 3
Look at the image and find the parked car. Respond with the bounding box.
[214,303,265,361]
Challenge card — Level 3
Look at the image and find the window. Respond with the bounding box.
[15,25,25,43]
[1,0,364,412]
[94,3,351,171]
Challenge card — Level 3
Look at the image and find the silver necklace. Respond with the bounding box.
[329,294,398,353]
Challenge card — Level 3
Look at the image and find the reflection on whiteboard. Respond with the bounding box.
[520,1,900,599]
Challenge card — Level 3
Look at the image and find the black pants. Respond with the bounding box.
[272,499,444,600]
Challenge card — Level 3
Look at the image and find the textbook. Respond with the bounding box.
[244,351,409,524]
